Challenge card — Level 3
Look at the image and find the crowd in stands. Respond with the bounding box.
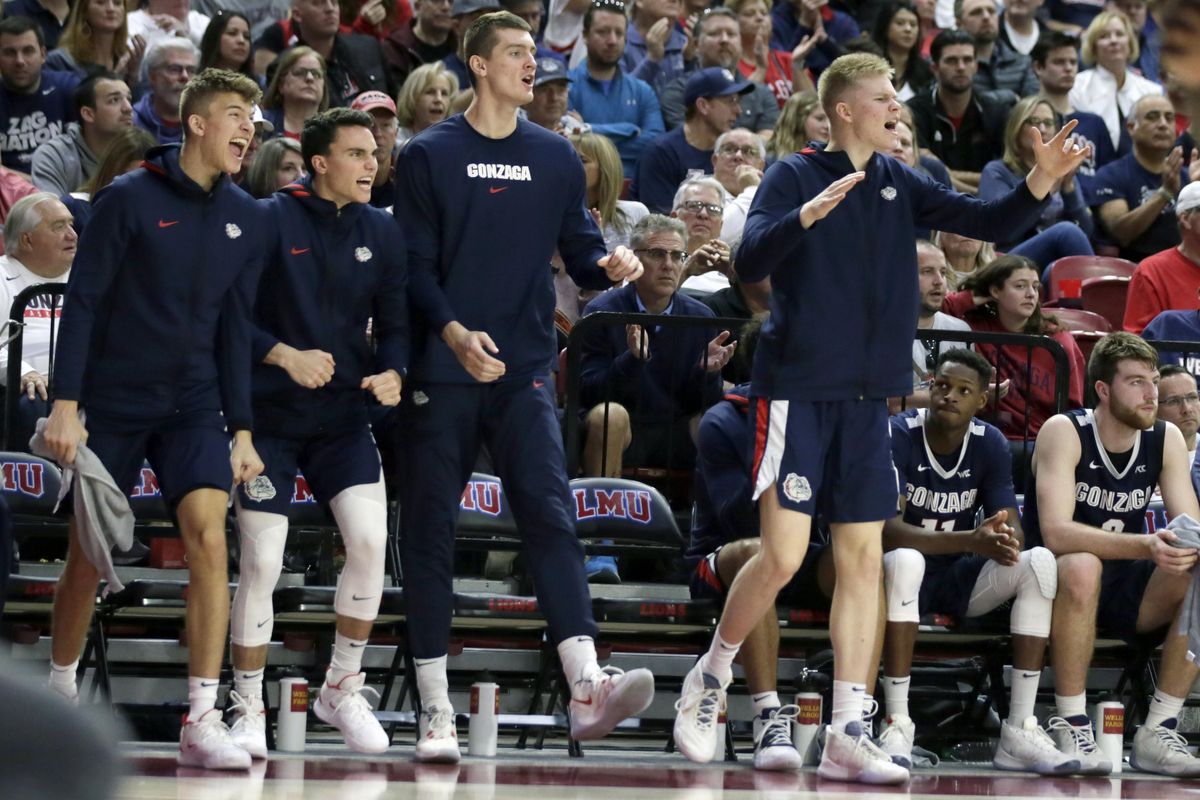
[0,0,1197,585]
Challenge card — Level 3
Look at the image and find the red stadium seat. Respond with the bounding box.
[1050,308,1112,333]
[1070,330,1107,363]
[1080,275,1132,330]
[1046,256,1137,301]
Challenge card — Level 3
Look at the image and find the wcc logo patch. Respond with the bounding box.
[244,475,276,501]
[225,223,242,239]
[880,186,897,201]
[783,473,812,503]
[355,247,372,263]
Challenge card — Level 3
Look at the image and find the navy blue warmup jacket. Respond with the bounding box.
[578,284,721,422]
[252,177,408,438]
[54,145,266,431]
[737,146,1048,402]
[393,114,613,383]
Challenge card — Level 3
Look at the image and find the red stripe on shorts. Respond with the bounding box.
[751,397,770,484]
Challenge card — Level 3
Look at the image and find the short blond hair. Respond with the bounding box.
[817,53,894,118]
[1081,10,1140,67]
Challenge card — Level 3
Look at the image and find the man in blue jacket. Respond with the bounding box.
[567,1,663,178]
[579,214,731,481]
[393,10,653,764]
[672,51,1090,783]
[42,69,267,771]
[226,108,407,759]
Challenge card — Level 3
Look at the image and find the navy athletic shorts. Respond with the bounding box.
[750,397,898,523]
[236,426,382,515]
[919,554,990,619]
[81,408,231,507]
[1097,559,1158,640]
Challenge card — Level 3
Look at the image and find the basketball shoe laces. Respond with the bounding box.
[755,704,800,748]
[573,664,627,702]
[423,705,455,737]
[1148,723,1193,756]
[673,672,722,732]
[1045,716,1102,754]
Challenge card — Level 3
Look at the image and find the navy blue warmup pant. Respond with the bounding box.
[397,375,597,658]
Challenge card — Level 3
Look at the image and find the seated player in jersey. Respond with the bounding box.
[687,316,883,772]
[878,349,1071,774]
[1028,332,1200,778]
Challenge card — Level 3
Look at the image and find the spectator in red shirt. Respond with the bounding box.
[1123,181,1200,333]
[944,254,1085,443]
[724,0,819,107]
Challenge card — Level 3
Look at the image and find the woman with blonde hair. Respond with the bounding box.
[396,62,458,148]
[261,46,329,140]
[979,95,1094,253]
[767,90,829,160]
[554,132,649,324]
[1068,10,1162,151]
[47,0,144,78]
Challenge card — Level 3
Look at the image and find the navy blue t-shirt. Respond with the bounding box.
[3,0,65,49]
[1046,0,1103,28]
[1023,408,1164,547]
[1142,310,1200,380]
[1088,153,1184,262]
[891,409,1017,572]
[1067,110,1116,182]
[0,69,79,171]
[632,127,713,214]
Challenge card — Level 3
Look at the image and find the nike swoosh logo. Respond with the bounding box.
[349,641,366,648]
[1089,461,1103,469]
[901,599,915,606]
[415,659,441,666]
[351,594,375,601]
[851,686,864,692]
[489,186,507,194]
[158,219,179,228]
[889,679,908,685]
[199,681,218,688]
[574,696,594,705]
[1022,672,1039,678]
[41,87,54,95]
[290,247,310,255]
[256,617,271,628]
[916,464,929,471]
[533,379,544,389]
[4,275,18,280]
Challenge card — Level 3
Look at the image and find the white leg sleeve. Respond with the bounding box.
[330,474,388,621]
[965,547,1056,638]
[883,548,925,623]
[230,503,290,647]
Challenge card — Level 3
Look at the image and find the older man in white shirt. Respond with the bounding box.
[0,192,75,448]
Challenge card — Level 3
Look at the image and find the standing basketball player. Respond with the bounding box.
[671,52,1090,783]
[42,69,266,770]
[226,107,408,757]
[393,11,652,764]
[1026,332,1200,777]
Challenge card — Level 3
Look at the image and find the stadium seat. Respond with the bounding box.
[1046,255,1137,301]
[1049,308,1112,333]
[1070,331,1107,362]
[1080,275,1132,330]
[0,452,62,517]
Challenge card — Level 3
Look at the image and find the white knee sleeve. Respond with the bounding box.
[883,548,925,623]
[231,505,289,647]
[330,475,388,621]
[965,547,1055,638]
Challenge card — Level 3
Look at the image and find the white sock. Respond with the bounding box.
[188,676,220,719]
[1008,668,1040,724]
[1145,691,1186,729]
[557,635,603,687]
[233,667,264,701]
[831,680,867,733]
[699,632,741,684]
[883,674,910,719]
[328,632,367,686]
[48,659,79,699]
[414,655,450,710]
[751,691,780,714]
[1055,692,1087,722]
